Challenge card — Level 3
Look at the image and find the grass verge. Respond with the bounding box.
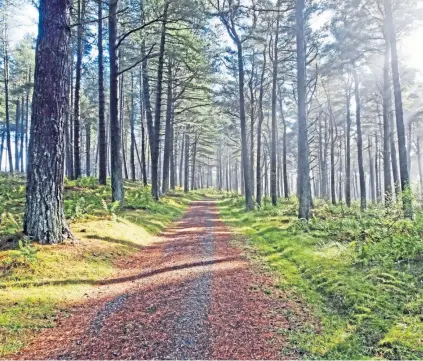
[218,195,423,360]
[0,175,199,356]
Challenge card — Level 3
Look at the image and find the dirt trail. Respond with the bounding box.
[12,200,291,360]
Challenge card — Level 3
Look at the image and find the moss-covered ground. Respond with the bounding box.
[219,195,423,360]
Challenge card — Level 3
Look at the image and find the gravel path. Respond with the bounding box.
[11,200,293,360]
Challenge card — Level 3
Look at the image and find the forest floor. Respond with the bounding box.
[2,176,423,359]
[5,199,298,360]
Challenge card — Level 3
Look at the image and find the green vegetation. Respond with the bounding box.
[219,196,423,360]
[0,175,199,356]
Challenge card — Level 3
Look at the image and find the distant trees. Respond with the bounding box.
[14,0,423,244]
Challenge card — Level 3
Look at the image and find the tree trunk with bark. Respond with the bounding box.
[108,0,124,203]
[15,100,20,172]
[24,0,72,243]
[184,131,189,193]
[354,70,366,210]
[384,0,412,217]
[162,60,172,194]
[382,34,392,206]
[73,0,84,179]
[296,0,311,219]
[3,19,13,174]
[256,49,266,207]
[98,0,107,185]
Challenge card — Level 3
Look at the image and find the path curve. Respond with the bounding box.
[11,200,290,360]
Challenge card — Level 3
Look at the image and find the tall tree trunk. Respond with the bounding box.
[296,0,311,219]
[271,9,280,206]
[130,72,136,181]
[369,138,376,203]
[280,91,289,199]
[235,40,253,209]
[184,131,189,193]
[384,0,412,217]
[85,122,91,176]
[382,35,392,206]
[108,0,124,203]
[0,131,5,171]
[248,56,255,197]
[66,57,74,179]
[138,69,147,186]
[73,0,84,179]
[162,60,172,194]
[149,2,169,200]
[191,136,197,191]
[98,0,107,185]
[25,69,31,170]
[170,118,175,190]
[354,70,366,210]
[345,89,352,207]
[15,100,20,172]
[179,133,184,188]
[20,96,25,172]
[256,49,266,207]
[3,19,13,174]
[24,0,71,244]
[330,113,336,205]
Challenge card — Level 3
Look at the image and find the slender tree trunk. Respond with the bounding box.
[345,89,352,207]
[66,57,74,179]
[330,114,336,205]
[98,0,107,185]
[170,118,175,190]
[138,69,147,186]
[130,72,136,181]
[24,0,72,243]
[25,69,31,170]
[256,49,266,207]
[184,131,189,193]
[191,136,197,191]
[248,56,255,197]
[108,0,124,203]
[15,100,20,172]
[150,2,169,200]
[0,131,5,171]
[85,122,91,176]
[369,138,376,203]
[3,19,13,174]
[162,60,172,194]
[296,0,311,219]
[271,10,280,206]
[354,71,366,210]
[73,0,84,179]
[383,35,392,206]
[20,96,25,172]
[179,132,184,188]
[384,0,412,217]
[375,133,381,203]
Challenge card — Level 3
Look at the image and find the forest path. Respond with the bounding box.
[13,200,291,360]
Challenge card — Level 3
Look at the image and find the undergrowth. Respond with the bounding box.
[219,195,423,360]
[0,174,199,356]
